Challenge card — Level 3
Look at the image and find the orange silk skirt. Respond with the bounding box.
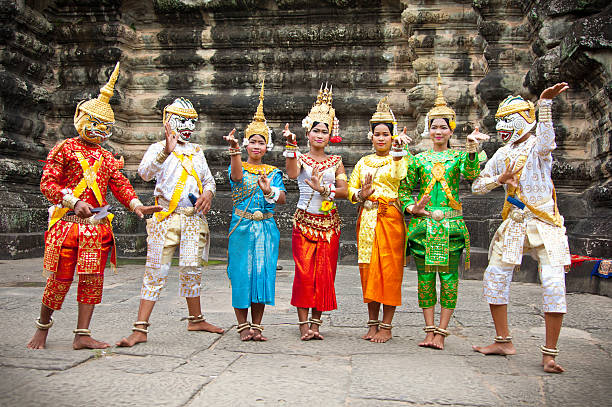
[357,205,406,307]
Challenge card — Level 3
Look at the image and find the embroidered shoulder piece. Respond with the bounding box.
[242,162,277,175]
[363,154,392,168]
[423,150,458,164]
[48,138,71,163]
[299,154,342,172]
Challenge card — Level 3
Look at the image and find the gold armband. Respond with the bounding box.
[62,194,80,210]
[156,149,169,164]
[539,102,552,122]
[335,173,348,181]
[465,141,478,154]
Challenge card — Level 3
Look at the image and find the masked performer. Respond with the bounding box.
[27,62,161,350]
[117,97,223,347]
[471,83,571,373]
[283,84,348,341]
[398,75,488,350]
[347,97,411,343]
[224,82,286,341]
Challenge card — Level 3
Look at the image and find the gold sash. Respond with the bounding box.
[422,162,462,210]
[155,152,203,222]
[48,153,106,230]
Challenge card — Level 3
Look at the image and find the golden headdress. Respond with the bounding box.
[302,84,341,142]
[163,97,198,123]
[426,72,456,129]
[495,95,536,123]
[74,61,120,124]
[369,97,398,137]
[244,80,271,145]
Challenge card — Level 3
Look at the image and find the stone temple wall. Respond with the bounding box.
[0,0,610,272]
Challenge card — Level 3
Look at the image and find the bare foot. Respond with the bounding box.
[543,356,565,373]
[240,328,253,341]
[73,335,110,350]
[311,323,324,340]
[299,323,314,341]
[472,342,516,355]
[188,320,224,334]
[431,333,446,350]
[116,331,147,347]
[27,329,49,349]
[252,330,268,342]
[370,329,392,343]
[362,325,378,340]
[418,332,435,348]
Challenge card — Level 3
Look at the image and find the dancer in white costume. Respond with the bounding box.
[471,83,571,373]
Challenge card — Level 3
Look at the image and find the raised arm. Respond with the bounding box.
[283,123,301,179]
[534,82,569,158]
[225,128,243,183]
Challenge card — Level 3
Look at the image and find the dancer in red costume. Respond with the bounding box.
[27,62,161,350]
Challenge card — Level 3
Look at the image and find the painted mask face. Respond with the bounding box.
[75,112,113,144]
[167,113,197,143]
[495,111,535,145]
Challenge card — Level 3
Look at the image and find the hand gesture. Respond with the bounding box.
[195,190,213,215]
[257,171,272,195]
[359,172,376,200]
[498,161,521,189]
[304,165,322,193]
[164,121,178,155]
[134,205,163,219]
[410,195,431,217]
[467,126,490,144]
[392,126,412,149]
[224,128,239,149]
[540,82,569,100]
[282,123,296,145]
[74,200,94,219]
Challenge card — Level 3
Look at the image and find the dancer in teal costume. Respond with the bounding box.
[225,82,286,341]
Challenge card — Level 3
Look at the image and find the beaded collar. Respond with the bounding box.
[242,161,276,175]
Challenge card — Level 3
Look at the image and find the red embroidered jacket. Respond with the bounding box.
[41,137,137,209]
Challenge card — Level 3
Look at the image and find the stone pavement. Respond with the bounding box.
[1,258,611,407]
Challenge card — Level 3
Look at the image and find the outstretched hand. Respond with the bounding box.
[224,128,239,149]
[410,195,431,217]
[359,172,376,200]
[257,171,272,195]
[283,123,296,145]
[304,165,323,193]
[164,121,178,155]
[393,126,412,149]
[498,161,521,189]
[540,82,569,100]
[134,205,163,219]
[467,126,490,144]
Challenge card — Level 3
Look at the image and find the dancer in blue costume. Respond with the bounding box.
[225,82,286,341]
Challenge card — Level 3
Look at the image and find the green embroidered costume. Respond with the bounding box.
[398,149,480,309]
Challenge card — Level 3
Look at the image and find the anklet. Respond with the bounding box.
[367,320,380,327]
[73,328,92,336]
[309,318,323,326]
[132,321,150,334]
[236,322,251,333]
[379,323,393,330]
[494,335,513,343]
[35,317,54,330]
[251,323,264,332]
[187,314,206,324]
[423,325,436,333]
[434,327,450,337]
[540,345,559,356]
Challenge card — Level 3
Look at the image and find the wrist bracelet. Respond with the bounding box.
[465,141,478,154]
[156,149,169,164]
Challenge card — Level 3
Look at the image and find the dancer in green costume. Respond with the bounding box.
[398,75,488,350]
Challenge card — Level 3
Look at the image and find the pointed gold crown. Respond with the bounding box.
[304,83,335,131]
[75,62,120,124]
[245,80,270,144]
[370,97,397,125]
[427,72,456,123]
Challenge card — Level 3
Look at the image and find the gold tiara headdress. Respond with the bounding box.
[244,80,271,145]
[495,95,536,124]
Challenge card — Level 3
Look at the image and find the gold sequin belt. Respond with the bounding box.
[61,214,109,226]
[234,208,273,221]
[293,208,340,233]
[362,198,400,212]
[425,207,463,221]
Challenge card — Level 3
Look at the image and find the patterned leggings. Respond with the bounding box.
[414,252,462,309]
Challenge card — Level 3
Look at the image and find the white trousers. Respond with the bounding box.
[141,261,202,301]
